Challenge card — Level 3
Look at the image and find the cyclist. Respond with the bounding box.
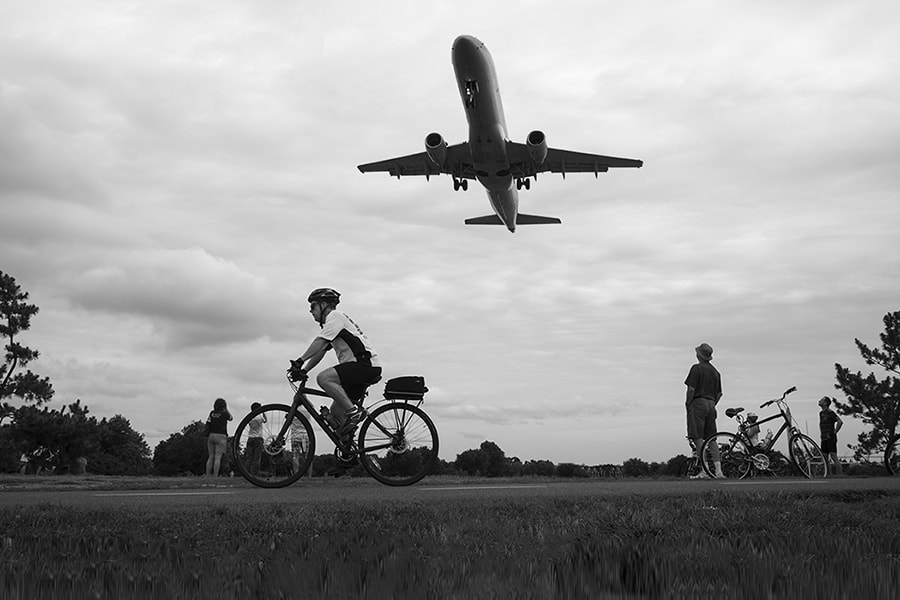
[289,288,382,441]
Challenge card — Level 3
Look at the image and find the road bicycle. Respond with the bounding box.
[886,433,900,476]
[232,370,439,487]
[699,386,827,479]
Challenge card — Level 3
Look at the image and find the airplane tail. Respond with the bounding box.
[465,214,561,226]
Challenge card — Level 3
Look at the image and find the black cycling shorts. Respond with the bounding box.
[333,362,382,403]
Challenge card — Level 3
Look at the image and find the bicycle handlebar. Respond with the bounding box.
[759,386,796,409]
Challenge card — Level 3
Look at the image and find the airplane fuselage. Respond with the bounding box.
[452,35,519,231]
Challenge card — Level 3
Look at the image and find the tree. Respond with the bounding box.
[622,457,651,477]
[152,421,209,475]
[10,400,98,473]
[479,440,509,477]
[834,310,900,459]
[556,462,589,478]
[1,272,53,424]
[522,459,556,477]
[89,415,153,475]
[455,448,488,476]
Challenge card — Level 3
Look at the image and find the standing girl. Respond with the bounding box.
[205,397,232,477]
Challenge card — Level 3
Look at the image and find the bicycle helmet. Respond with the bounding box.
[307,287,341,305]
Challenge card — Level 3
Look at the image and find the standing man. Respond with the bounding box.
[246,402,266,476]
[685,343,725,479]
[818,396,844,476]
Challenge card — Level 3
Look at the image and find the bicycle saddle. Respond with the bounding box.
[725,407,744,418]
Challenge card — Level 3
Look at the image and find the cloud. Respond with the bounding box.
[67,247,292,349]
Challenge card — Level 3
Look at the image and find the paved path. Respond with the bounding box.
[1,476,897,508]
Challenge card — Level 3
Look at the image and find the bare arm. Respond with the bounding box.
[297,337,331,372]
[685,386,694,407]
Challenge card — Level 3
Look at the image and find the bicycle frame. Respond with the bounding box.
[736,408,791,453]
[281,375,416,458]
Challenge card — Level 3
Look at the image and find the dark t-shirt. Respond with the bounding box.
[207,410,229,435]
[819,409,839,439]
[684,361,722,402]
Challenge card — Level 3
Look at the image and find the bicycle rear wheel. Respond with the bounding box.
[789,433,827,479]
[233,404,316,488]
[357,402,438,486]
[700,433,752,479]
[885,435,900,476]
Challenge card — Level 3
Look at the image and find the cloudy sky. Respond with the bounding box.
[2,1,898,465]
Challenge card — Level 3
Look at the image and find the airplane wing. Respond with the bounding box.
[506,142,643,178]
[358,143,476,180]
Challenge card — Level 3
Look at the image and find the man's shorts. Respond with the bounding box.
[687,397,718,440]
[333,362,383,402]
[820,436,837,454]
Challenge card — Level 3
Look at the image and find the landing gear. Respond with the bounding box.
[516,178,531,190]
[464,80,479,108]
[453,178,468,191]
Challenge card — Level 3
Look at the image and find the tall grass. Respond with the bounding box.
[1,489,898,599]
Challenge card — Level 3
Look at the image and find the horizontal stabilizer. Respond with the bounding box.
[515,213,561,225]
[465,215,504,225]
[465,214,562,226]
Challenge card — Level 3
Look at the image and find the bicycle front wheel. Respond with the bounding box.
[233,404,316,488]
[700,433,752,479]
[885,435,900,476]
[357,402,438,486]
[789,433,827,479]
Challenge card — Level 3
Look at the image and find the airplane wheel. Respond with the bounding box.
[524,179,530,190]
[461,180,468,191]
[453,179,460,191]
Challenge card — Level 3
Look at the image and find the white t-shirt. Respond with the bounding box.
[317,310,380,367]
[248,414,265,438]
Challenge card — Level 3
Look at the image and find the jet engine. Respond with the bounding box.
[526,130,548,165]
[425,132,448,167]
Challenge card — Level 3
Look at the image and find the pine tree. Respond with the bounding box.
[1,271,54,424]
[834,310,900,459]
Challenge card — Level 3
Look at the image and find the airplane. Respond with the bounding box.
[357,35,643,233]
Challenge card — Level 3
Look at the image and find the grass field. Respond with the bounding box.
[1,478,898,599]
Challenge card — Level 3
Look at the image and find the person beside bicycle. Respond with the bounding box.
[289,288,382,442]
[818,396,844,476]
[246,402,266,476]
[685,342,725,479]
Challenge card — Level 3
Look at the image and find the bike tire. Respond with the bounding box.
[885,435,900,476]
[700,433,752,479]
[789,433,827,479]
[357,402,438,486]
[232,404,316,488]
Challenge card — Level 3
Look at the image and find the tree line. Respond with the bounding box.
[2,269,899,476]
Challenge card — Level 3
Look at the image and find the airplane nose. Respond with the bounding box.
[452,35,482,60]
